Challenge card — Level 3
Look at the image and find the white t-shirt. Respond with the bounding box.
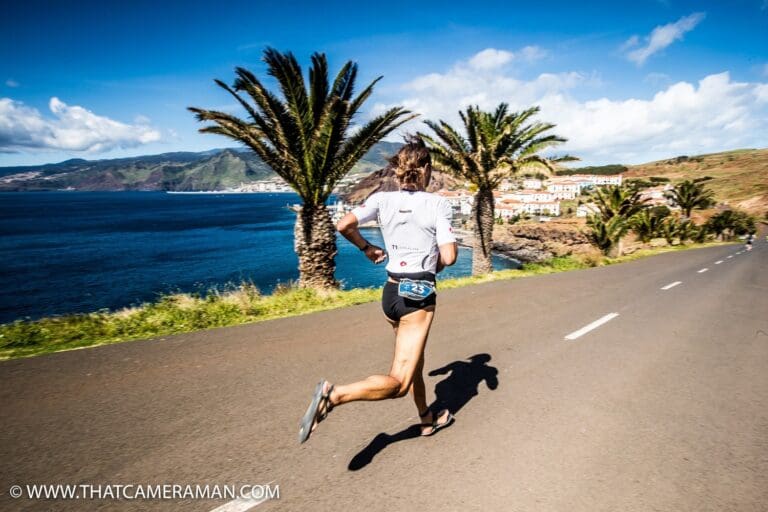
[351,191,456,275]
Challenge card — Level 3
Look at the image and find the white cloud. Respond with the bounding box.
[466,46,547,71]
[624,12,706,66]
[0,97,162,153]
[755,83,768,103]
[519,45,548,62]
[469,49,514,70]
[5,79,19,88]
[540,73,765,162]
[374,50,768,165]
[619,35,640,53]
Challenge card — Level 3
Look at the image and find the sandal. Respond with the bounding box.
[298,380,334,444]
[419,407,454,437]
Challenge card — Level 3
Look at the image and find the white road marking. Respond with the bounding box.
[715,260,723,264]
[209,481,276,512]
[210,498,269,512]
[698,268,708,273]
[564,313,619,340]
[727,255,733,259]
[661,281,682,290]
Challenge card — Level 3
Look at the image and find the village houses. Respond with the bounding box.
[361,173,626,223]
[545,178,581,200]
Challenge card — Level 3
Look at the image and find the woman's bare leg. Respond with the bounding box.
[411,354,428,415]
[330,307,435,405]
[411,348,450,434]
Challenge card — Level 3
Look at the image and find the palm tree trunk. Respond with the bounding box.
[294,203,338,289]
[471,186,495,275]
[607,238,622,258]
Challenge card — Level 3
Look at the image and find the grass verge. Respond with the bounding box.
[0,241,731,360]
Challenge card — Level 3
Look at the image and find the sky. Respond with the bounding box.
[1,0,767,167]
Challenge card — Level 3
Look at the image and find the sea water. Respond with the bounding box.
[0,192,517,323]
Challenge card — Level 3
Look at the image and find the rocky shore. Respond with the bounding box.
[456,220,595,263]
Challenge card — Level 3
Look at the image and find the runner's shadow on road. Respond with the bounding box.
[348,353,498,471]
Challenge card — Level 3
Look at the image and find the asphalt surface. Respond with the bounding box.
[1,240,766,511]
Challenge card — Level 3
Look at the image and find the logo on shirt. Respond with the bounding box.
[391,244,422,252]
[400,261,407,267]
[398,209,412,213]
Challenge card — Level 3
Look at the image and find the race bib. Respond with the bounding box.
[397,279,435,301]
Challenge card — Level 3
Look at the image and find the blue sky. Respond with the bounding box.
[1,0,767,167]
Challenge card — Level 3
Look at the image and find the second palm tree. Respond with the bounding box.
[419,104,574,275]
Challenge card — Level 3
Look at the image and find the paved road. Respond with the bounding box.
[1,240,766,511]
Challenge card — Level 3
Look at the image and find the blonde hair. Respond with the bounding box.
[389,136,432,190]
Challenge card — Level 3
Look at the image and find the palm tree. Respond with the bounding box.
[189,48,416,288]
[666,180,715,218]
[659,217,679,245]
[419,104,575,274]
[590,185,649,222]
[586,215,629,257]
[630,208,665,243]
[676,219,698,244]
[705,209,756,240]
[587,185,649,256]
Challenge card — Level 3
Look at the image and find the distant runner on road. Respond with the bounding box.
[299,137,458,443]
[746,233,754,251]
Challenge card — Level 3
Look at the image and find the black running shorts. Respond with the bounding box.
[381,281,437,322]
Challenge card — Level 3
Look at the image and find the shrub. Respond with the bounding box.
[586,215,629,256]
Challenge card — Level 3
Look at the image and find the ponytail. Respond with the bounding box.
[390,135,432,190]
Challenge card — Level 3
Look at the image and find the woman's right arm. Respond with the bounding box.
[337,209,386,264]
[336,194,387,263]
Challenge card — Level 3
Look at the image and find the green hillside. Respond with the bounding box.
[624,148,768,214]
[0,142,403,192]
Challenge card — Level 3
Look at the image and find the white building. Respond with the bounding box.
[497,199,561,218]
[546,178,581,200]
[499,179,515,191]
[505,189,556,203]
[570,174,623,187]
[522,178,543,190]
[436,189,473,216]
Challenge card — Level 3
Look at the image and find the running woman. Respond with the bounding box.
[298,137,458,443]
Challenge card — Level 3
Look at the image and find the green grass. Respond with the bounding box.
[0,241,731,361]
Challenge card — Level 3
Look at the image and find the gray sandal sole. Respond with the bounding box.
[298,381,325,444]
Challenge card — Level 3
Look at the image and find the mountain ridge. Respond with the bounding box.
[2,146,765,215]
[0,142,403,192]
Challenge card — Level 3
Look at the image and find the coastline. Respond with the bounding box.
[0,241,732,361]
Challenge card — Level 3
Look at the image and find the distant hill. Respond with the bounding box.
[4,145,764,215]
[0,141,404,192]
[556,164,628,176]
[623,148,768,215]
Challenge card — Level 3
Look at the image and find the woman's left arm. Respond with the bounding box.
[435,198,458,271]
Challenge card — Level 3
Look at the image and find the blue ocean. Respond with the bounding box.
[0,192,516,324]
